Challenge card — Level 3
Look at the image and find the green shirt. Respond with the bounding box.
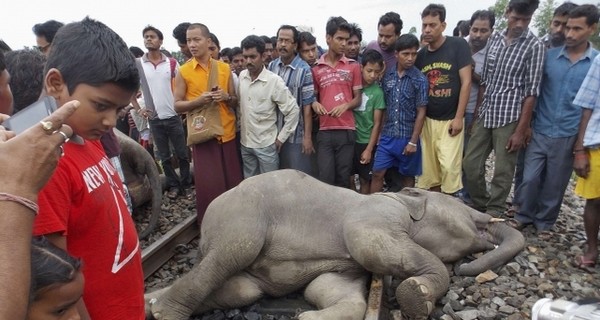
[353,83,385,144]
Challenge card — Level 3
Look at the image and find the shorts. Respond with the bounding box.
[575,148,600,199]
[353,143,376,181]
[372,135,422,176]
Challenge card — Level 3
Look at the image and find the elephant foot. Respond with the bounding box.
[395,277,434,320]
[149,295,194,320]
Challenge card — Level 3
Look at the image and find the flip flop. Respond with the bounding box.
[505,205,518,218]
[506,218,528,231]
[575,256,597,273]
[537,230,553,241]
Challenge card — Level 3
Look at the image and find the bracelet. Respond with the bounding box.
[0,193,38,215]
[408,142,417,147]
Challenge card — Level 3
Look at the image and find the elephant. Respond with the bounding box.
[114,129,162,239]
[145,169,525,320]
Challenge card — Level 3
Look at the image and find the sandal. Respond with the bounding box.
[536,230,553,241]
[506,218,528,231]
[505,205,518,218]
[574,255,597,273]
[167,187,180,199]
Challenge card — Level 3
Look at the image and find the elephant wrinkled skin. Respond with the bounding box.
[146,169,525,320]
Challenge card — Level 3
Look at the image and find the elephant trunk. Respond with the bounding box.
[137,154,162,239]
[455,222,525,276]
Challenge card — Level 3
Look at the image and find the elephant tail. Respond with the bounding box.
[455,222,525,276]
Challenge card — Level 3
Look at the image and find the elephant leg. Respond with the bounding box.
[299,272,368,320]
[343,227,449,319]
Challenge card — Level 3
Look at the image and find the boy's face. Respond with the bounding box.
[362,61,382,86]
[396,47,418,71]
[26,271,84,320]
[46,69,134,140]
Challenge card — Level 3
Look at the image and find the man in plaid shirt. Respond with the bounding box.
[463,0,545,217]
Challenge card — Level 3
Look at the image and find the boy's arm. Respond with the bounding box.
[404,106,427,155]
[361,109,383,164]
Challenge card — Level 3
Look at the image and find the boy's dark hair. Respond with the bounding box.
[470,9,496,29]
[270,36,278,46]
[507,0,540,16]
[220,47,232,59]
[30,236,81,302]
[0,40,10,53]
[5,49,46,113]
[326,16,351,37]
[0,50,5,72]
[349,23,363,42]
[241,35,266,55]
[142,25,163,41]
[210,33,221,49]
[378,12,403,35]
[569,4,600,26]
[172,22,191,44]
[45,17,140,95]
[457,20,471,36]
[361,49,384,68]
[277,25,300,44]
[554,2,578,17]
[394,34,421,52]
[32,20,64,44]
[299,31,316,46]
[129,46,144,58]
[422,4,447,22]
[228,47,243,61]
[260,35,272,46]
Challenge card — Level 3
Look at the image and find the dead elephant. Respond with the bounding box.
[146,169,525,319]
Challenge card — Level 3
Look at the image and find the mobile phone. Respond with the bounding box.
[211,86,219,91]
[3,96,58,135]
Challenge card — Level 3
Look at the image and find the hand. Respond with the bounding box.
[0,100,79,201]
[311,101,328,116]
[302,137,315,155]
[194,92,214,107]
[360,149,372,165]
[505,129,527,153]
[138,108,152,119]
[448,118,463,137]
[403,143,417,156]
[574,152,590,178]
[275,139,283,153]
[329,104,348,118]
[210,88,228,103]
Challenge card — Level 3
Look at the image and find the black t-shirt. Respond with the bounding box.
[415,37,472,120]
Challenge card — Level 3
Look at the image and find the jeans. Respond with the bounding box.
[149,116,192,190]
[279,142,313,175]
[241,144,279,178]
[317,130,355,188]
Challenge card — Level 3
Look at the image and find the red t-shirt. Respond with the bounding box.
[34,140,145,320]
[312,53,362,130]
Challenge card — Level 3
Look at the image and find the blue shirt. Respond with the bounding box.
[533,45,598,138]
[268,54,316,144]
[381,66,428,138]
[574,54,600,148]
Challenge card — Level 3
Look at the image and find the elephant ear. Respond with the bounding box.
[396,188,427,221]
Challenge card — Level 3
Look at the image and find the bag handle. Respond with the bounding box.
[207,58,219,91]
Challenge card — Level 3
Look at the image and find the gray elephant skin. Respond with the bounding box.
[114,129,162,239]
[146,169,525,320]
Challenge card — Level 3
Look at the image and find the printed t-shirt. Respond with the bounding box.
[354,83,385,144]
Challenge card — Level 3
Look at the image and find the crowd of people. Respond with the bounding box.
[0,0,599,318]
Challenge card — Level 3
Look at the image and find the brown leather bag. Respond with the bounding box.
[186,59,224,146]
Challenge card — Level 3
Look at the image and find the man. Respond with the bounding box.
[33,17,144,319]
[172,22,192,60]
[260,35,275,66]
[229,47,245,76]
[209,33,221,60]
[4,49,46,113]
[366,12,403,73]
[511,5,598,237]
[174,23,242,222]
[463,0,545,217]
[415,4,472,196]
[347,23,363,61]
[239,35,299,178]
[542,2,580,48]
[133,26,192,200]
[32,19,63,55]
[268,25,316,174]
[572,50,600,271]
[312,16,362,188]
[299,31,319,67]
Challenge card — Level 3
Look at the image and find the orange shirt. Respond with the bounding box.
[179,57,236,143]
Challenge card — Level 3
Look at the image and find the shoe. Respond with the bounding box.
[574,255,597,273]
[167,187,180,199]
[506,218,529,231]
[536,230,553,241]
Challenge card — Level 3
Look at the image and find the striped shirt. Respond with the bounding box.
[268,55,316,144]
[381,66,428,138]
[573,54,600,148]
[479,29,545,128]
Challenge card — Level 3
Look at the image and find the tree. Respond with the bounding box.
[490,0,508,31]
[533,0,556,38]
[409,26,417,35]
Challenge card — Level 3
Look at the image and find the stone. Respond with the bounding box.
[492,297,506,307]
[455,309,480,320]
[505,262,521,274]
[475,270,498,284]
[499,305,516,314]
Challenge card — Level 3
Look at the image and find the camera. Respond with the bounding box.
[532,298,600,320]
[3,96,57,134]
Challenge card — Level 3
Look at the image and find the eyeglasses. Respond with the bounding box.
[276,38,294,45]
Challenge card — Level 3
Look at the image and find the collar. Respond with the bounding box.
[191,56,213,71]
[241,66,269,82]
[275,54,303,69]
[501,28,531,41]
[315,52,352,66]
[557,42,595,61]
[387,65,420,80]
[141,52,169,63]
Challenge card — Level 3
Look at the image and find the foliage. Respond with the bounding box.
[533,0,556,38]
[409,26,417,35]
[490,0,508,31]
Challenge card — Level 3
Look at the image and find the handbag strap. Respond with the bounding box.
[135,58,157,119]
[207,58,219,91]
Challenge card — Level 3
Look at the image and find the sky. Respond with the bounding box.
[1,0,592,52]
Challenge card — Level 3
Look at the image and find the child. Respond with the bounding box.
[32,18,145,319]
[27,237,83,320]
[370,34,429,193]
[352,49,386,194]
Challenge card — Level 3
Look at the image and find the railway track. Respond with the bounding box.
[141,214,389,319]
